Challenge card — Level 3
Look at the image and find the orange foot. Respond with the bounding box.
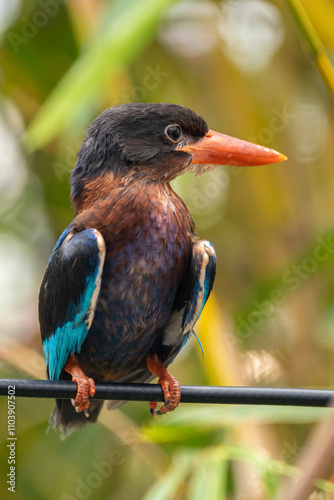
[146,353,181,417]
[64,354,95,418]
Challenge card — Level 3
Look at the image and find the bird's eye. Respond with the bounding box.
[165,124,182,143]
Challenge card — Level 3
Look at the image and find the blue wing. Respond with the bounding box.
[160,240,216,361]
[39,227,106,380]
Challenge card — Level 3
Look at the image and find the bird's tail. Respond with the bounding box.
[49,398,104,439]
[47,371,104,439]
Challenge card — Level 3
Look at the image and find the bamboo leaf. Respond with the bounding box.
[22,0,177,151]
[142,450,194,500]
[141,405,333,443]
[187,453,228,500]
[285,0,334,97]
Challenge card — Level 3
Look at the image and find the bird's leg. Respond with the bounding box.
[146,353,180,417]
[64,354,96,417]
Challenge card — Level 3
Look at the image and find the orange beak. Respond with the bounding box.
[178,129,287,166]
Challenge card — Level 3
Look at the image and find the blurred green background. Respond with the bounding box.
[1,0,334,498]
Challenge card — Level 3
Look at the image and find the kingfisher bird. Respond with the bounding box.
[39,103,286,436]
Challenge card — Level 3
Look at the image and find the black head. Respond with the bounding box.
[70,102,287,204]
[71,103,208,190]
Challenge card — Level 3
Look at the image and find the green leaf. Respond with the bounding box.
[142,450,194,500]
[141,405,333,443]
[285,0,334,97]
[220,444,334,496]
[22,0,177,151]
[187,453,228,500]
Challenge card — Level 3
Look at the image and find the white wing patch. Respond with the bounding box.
[162,309,185,347]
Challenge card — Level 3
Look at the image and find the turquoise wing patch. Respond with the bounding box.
[39,228,106,380]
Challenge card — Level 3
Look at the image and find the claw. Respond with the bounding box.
[64,354,95,415]
[149,401,158,417]
[147,353,181,417]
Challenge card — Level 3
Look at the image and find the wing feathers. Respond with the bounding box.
[161,240,216,361]
[183,241,216,334]
[39,228,106,380]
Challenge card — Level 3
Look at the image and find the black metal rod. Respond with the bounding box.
[1,379,334,407]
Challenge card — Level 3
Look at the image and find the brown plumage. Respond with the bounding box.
[39,103,286,436]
